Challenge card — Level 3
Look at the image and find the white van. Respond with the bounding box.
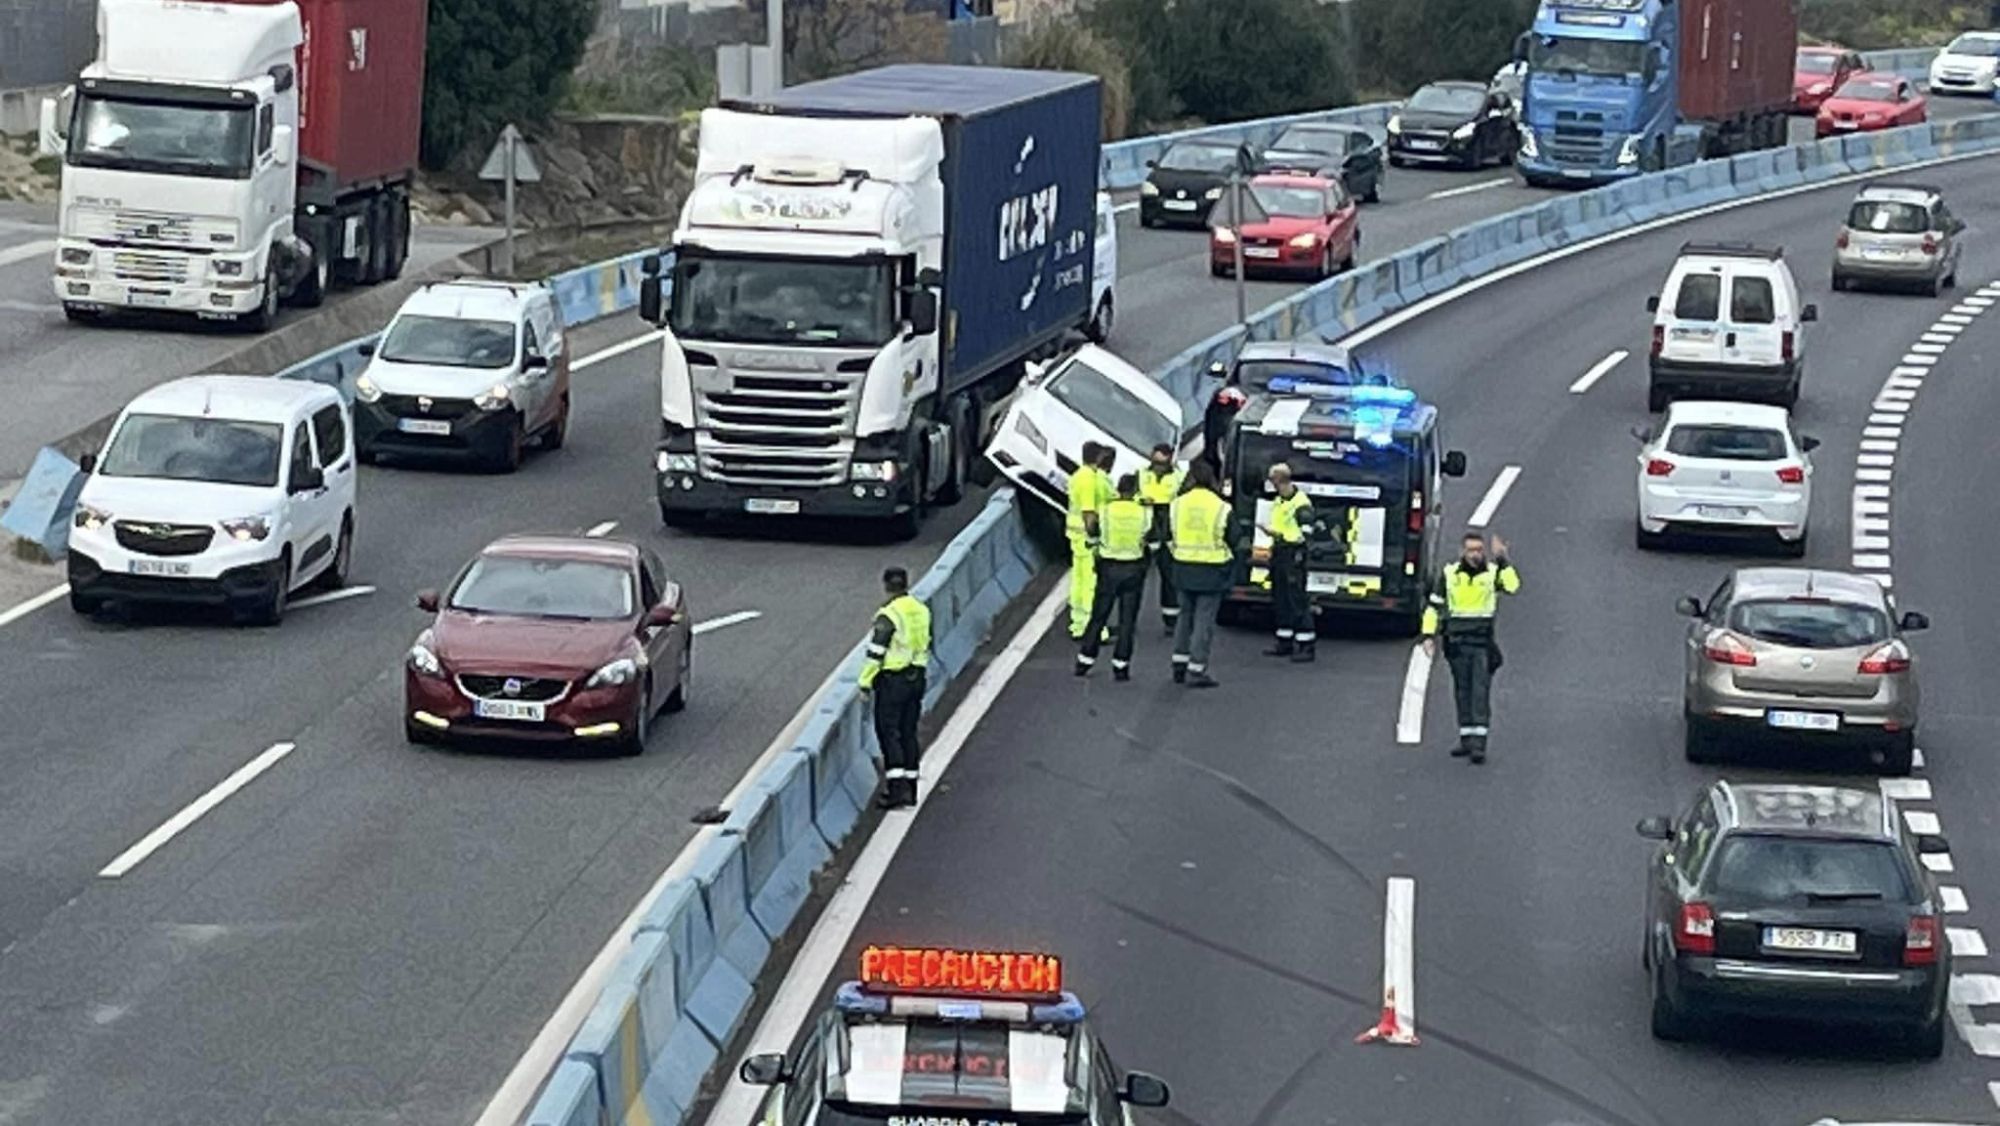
[1087,190,1118,343]
[68,375,358,625]
[1645,241,1817,412]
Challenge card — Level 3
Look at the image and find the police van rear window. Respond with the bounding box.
[840,1020,1076,1115]
[818,1109,1086,1126]
[1239,436,1412,500]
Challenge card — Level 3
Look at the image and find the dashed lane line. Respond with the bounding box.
[1465,465,1521,529]
[1568,350,1627,394]
[98,742,298,878]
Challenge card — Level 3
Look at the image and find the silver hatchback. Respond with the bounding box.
[1832,182,1966,295]
[1677,568,1929,773]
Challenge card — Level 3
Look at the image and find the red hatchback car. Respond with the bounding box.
[405,535,693,755]
[1817,73,1928,137]
[1211,174,1359,281]
[1794,46,1865,113]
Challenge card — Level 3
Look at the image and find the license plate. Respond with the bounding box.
[1163,199,1197,211]
[1694,505,1746,519]
[744,498,801,515]
[1762,926,1857,955]
[1767,710,1841,732]
[128,559,191,577]
[1864,246,1898,260]
[1835,121,1859,130]
[127,290,170,308]
[1561,169,1590,179]
[1244,248,1280,259]
[397,418,453,436]
[1306,573,1347,594]
[474,698,545,723]
[1407,140,1441,151]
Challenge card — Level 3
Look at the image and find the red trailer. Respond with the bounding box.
[1678,0,1800,124]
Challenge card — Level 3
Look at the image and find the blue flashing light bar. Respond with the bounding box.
[1265,377,1418,407]
[833,981,1088,1024]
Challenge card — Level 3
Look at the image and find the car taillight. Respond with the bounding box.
[1407,507,1424,533]
[1776,465,1805,484]
[1781,330,1796,362]
[1835,230,1850,249]
[1645,458,1675,477]
[1651,324,1665,356]
[1905,915,1939,966]
[1922,234,1939,255]
[1675,903,1716,955]
[1703,631,1757,667]
[1859,639,1912,675]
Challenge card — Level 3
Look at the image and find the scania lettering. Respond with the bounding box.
[1514,0,1796,187]
[43,0,425,330]
[639,65,1102,536]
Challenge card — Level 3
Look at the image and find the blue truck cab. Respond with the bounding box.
[1517,0,1686,186]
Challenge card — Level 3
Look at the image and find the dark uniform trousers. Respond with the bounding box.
[1269,541,1312,641]
[871,668,926,785]
[1150,520,1179,625]
[1443,621,1501,741]
[1080,559,1147,668]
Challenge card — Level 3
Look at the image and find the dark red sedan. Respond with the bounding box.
[1817,73,1929,137]
[1210,174,1359,281]
[404,535,692,755]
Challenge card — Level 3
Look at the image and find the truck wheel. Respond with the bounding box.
[360,198,390,285]
[241,266,280,333]
[295,243,329,309]
[1647,383,1670,413]
[934,410,968,507]
[1086,294,1113,343]
[383,193,411,281]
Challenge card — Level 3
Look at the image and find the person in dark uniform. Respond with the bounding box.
[1075,473,1150,681]
[1138,443,1185,635]
[859,567,932,807]
[1259,463,1321,662]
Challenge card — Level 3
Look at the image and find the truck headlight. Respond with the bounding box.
[220,515,272,542]
[1452,122,1476,141]
[657,451,697,473]
[1140,181,1159,197]
[73,502,111,531]
[212,259,245,278]
[474,383,512,411]
[1518,125,1539,159]
[1204,187,1224,201]
[850,459,898,482]
[1014,412,1048,454]
[60,247,90,266]
[586,656,640,689]
[1618,134,1642,166]
[353,374,382,403]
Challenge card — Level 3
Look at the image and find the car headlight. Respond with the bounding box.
[474,383,512,411]
[1617,134,1642,166]
[1288,232,1320,249]
[1518,125,1539,159]
[1014,412,1048,455]
[59,247,90,266]
[1452,122,1476,141]
[408,632,443,678]
[72,502,111,531]
[212,259,245,278]
[1387,115,1402,135]
[586,656,640,689]
[1141,181,1159,197]
[1810,82,1831,95]
[220,515,271,542]
[1213,227,1237,243]
[657,451,697,473]
[1204,187,1224,201]
[850,459,898,482]
[354,373,382,403]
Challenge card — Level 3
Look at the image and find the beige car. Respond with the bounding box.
[1832,182,1966,296]
[1678,568,1928,774]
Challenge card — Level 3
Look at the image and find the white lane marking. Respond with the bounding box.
[1887,375,1925,390]
[1916,746,1927,771]
[1868,413,1906,426]
[1853,532,1890,552]
[1922,331,1959,343]
[287,585,377,611]
[1892,365,1931,377]
[0,239,57,268]
[693,609,762,636]
[1465,466,1521,529]
[1860,439,1899,452]
[584,521,617,538]
[694,580,1071,1126]
[1990,1080,2000,1110]
[1905,809,1943,836]
[1940,312,1974,324]
[98,742,298,878]
[1952,928,1989,959]
[1852,552,1893,570]
[1943,886,1970,914]
[1395,645,1432,745]
[1863,426,1903,439]
[1113,201,1139,214]
[1857,453,1896,467]
[0,583,69,629]
[1966,295,1996,308]
[1880,777,1932,801]
[1568,350,1627,394]
[1854,484,1892,500]
[1899,353,1938,365]
[1879,387,1918,401]
[1426,178,1510,201]
[1355,876,1419,1045]
[1856,468,1894,483]
[1954,974,2000,1006]
[574,330,667,371]
[1926,852,1955,873]
[1910,342,1948,355]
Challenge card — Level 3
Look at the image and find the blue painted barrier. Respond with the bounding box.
[0,446,86,558]
[682,838,763,1048]
[526,1060,602,1126]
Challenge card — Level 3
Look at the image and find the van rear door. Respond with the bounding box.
[1721,271,1785,367]
[1658,266,1728,366]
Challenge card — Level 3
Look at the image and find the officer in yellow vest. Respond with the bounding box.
[1259,463,1321,663]
[1075,473,1151,680]
[1066,442,1112,639]
[859,566,932,807]
[1421,532,1520,764]
[1139,442,1184,635]
[1168,459,1234,688]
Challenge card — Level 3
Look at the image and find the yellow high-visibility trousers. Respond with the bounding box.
[1067,532,1097,638]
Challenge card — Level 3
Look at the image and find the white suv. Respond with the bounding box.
[352,279,571,471]
[1634,400,1819,556]
[1645,241,1817,413]
[68,375,358,625]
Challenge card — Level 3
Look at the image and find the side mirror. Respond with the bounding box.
[1144,159,1157,169]
[1918,833,1952,855]
[1645,295,1661,313]
[639,276,663,324]
[77,451,97,475]
[1512,31,1529,65]
[1205,360,1228,381]
[645,603,678,628]
[1442,450,1467,478]
[739,1053,788,1086]
[522,353,549,371]
[1801,303,1819,322]
[1120,1072,1171,1108]
[641,253,663,278]
[1900,610,1931,632]
[1675,595,1703,618]
[1629,425,1653,443]
[916,267,942,288]
[415,589,440,613]
[38,97,64,158]
[907,290,939,337]
[272,123,295,166]
[290,465,325,494]
[358,339,377,357]
[1635,815,1674,841]
[1800,435,1820,452]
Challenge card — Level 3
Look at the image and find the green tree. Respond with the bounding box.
[1086,0,1352,130]
[1801,0,1987,48]
[1349,0,1537,97]
[1005,18,1135,139]
[422,0,597,169]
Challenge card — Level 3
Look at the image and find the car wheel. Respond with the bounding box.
[1683,712,1721,764]
[69,588,104,616]
[1831,270,1848,292]
[664,641,691,714]
[618,679,651,757]
[1777,529,1807,559]
[314,515,354,592]
[1880,729,1917,776]
[1318,246,1334,280]
[1923,272,1942,297]
[1211,262,1229,278]
[491,418,525,474]
[295,243,330,308]
[1647,383,1671,413]
[890,462,926,541]
[241,552,290,628]
[542,395,569,451]
[1907,1014,1947,1059]
[1649,958,1692,1042]
[1139,212,1158,229]
[1635,520,1667,552]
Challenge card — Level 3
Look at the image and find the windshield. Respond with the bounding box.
[1529,36,1647,78]
[1249,183,1328,218]
[1796,52,1839,75]
[69,94,254,179]
[1664,424,1787,460]
[1707,836,1916,903]
[1730,599,1888,650]
[379,315,518,369]
[1405,85,1486,115]
[1234,359,1354,393]
[669,254,896,347]
[1045,358,1176,456]
[1271,127,1343,155]
[1835,77,1897,101]
[1159,142,1238,172]
[1848,200,1929,233]
[1948,34,2000,57]
[1235,434,1412,498]
[817,1106,1085,1126]
[449,555,636,620]
[99,413,284,488]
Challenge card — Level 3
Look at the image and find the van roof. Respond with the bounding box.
[722,65,1095,121]
[1236,388,1436,440]
[1677,240,1784,262]
[124,375,337,424]
[396,279,543,323]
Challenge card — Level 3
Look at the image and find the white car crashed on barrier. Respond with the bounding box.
[984,344,1183,514]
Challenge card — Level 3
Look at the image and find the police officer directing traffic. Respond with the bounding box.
[1139,443,1184,635]
[1260,463,1319,663]
[859,567,931,807]
[1421,532,1520,764]
[1169,460,1233,688]
[1075,473,1149,681]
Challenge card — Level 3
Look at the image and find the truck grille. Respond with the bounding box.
[113,521,214,557]
[695,371,860,488]
[457,675,570,703]
[1548,110,1611,164]
[111,251,190,284]
[71,207,236,248]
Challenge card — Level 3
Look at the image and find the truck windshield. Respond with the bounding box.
[668,254,895,347]
[1529,36,1647,79]
[69,94,255,180]
[1046,357,1177,457]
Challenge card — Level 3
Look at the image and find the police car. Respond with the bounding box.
[740,946,1171,1126]
[1219,380,1467,634]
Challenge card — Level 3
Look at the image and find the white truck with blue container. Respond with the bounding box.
[638,64,1102,535]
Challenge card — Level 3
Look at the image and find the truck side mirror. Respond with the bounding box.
[907,290,939,337]
[358,339,376,357]
[1512,31,1529,65]
[639,276,663,324]
[272,124,294,166]
[641,253,662,278]
[1801,303,1819,322]
[38,96,65,158]
[916,267,942,288]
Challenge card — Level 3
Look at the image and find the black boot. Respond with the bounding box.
[1451,736,1473,758]
[1470,736,1487,765]
[1188,672,1220,689]
[1074,657,1091,677]
[1172,664,1188,684]
[1263,638,1295,658]
[1290,642,1316,663]
[1113,666,1131,682]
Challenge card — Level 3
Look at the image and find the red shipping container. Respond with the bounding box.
[223,0,426,192]
[1678,0,1800,122]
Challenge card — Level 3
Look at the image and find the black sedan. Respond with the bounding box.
[1637,780,1951,1056]
[1140,139,1259,228]
[1387,81,1517,170]
[1258,122,1384,203]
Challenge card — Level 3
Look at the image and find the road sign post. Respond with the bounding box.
[1209,171,1267,329]
[478,123,543,277]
